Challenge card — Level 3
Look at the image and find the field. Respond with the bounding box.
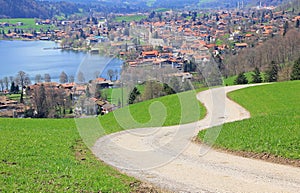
[198,81,300,159]
[0,18,57,33]
[113,15,147,23]
[102,84,145,105]
[1,88,207,192]
[0,119,138,192]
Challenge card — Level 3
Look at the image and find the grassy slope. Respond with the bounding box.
[223,72,254,86]
[103,89,206,128]
[1,88,207,192]
[0,119,136,192]
[223,72,266,86]
[198,81,300,159]
[79,88,207,147]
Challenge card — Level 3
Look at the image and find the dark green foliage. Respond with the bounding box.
[163,83,175,95]
[0,0,81,19]
[10,82,19,94]
[252,67,262,83]
[234,72,248,84]
[128,87,140,104]
[283,21,289,36]
[290,57,300,80]
[183,60,196,72]
[267,61,279,82]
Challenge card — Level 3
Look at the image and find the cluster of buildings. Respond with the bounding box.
[0,77,117,118]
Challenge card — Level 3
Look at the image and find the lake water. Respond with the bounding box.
[0,40,123,83]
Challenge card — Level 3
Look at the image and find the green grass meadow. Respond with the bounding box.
[198,81,300,159]
[113,15,147,23]
[79,88,207,147]
[1,88,207,192]
[0,18,57,33]
[0,119,137,192]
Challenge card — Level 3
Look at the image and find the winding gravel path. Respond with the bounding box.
[92,85,300,192]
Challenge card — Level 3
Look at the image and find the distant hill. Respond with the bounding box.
[0,0,81,19]
[0,0,291,19]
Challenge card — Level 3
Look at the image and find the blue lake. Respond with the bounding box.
[0,40,123,82]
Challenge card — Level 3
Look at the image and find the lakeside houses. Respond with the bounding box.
[0,76,117,118]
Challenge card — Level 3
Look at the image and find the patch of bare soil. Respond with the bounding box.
[130,181,169,193]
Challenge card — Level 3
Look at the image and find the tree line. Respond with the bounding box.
[235,57,300,84]
[222,29,300,82]
[0,71,77,92]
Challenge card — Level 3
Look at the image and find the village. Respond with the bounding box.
[1,4,300,118]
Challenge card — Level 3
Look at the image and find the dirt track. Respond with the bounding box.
[92,85,300,192]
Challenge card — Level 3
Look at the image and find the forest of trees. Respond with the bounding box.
[0,0,82,18]
[224,29,300,82]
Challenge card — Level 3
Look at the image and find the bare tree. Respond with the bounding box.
[0,79,4,92]
[94,71,100,79]
[16,71,26,103]
[9,76,14,85]
[107,69,115,81]
[77,71,85,83]
[30,83,69,118]
[44,73,51,82]
[35,74,42,83]
[24,75,31,86]
[114,69,119,80]
[32,84,47,118]
[69,75,75,83]
[3,77,9,90]
[168,76,181,93]
[59,71,68,83]
[142,80,164,101]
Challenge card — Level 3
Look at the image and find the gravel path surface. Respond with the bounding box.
[92,85,300,192]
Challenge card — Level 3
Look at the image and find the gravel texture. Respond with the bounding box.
[92,85,300,192]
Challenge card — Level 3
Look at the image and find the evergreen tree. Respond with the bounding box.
[234,72,248,84]
[252,67,262,83]
[10,81,16,93]
[128,87,140,104]
[283,21,289,36]
[163,83,176,95]
[59,71,68,83]
[291,57,300,80]
[15,84,19,93]
[44,73,51,82]
[267,61,278,82]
